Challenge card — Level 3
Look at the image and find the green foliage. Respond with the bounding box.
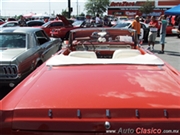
[61,9,69,18]
[79,12,85,17]
[85,0,110,16]
[139,0,155,16]
[17,15,23,20]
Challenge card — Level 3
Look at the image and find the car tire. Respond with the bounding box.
[35,61,43,69]
[178,34,180,38]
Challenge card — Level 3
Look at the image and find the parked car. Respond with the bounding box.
[157,22,175,37]
[0,27,62,87]
[68,19,75,24]
[39,15,76,40]
[0,27,179,134]
[76,16,86,21]
[72,20,85,27]
[171,26,180,38]
[72,20,93,28]
[117,16,128,21]
[113,20,149,42]
[6,18,17,21]
[26,20,45,27]
[0,21,19,28]
[0,19,5,25]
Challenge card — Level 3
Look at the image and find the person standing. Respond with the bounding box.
[158,15,168,54]
[147,16,159,51]
[44,18,49,23]
[18,15,26,27]
[95,14,100,24]
[55,16,59,20]
[144,16,150,24]
[132,15,141,43]
[103,15,109,26]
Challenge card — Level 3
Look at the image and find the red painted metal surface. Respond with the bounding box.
[0,62,180,134]
[0,28,180,134]
[40,15,76,38]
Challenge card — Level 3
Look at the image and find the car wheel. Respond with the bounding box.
[35,61,43,69]
[178,34,180,38]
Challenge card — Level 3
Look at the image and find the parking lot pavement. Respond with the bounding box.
[141,35,180,71]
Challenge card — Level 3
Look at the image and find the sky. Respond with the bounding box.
[0,0,146,17]
[0,0,84,16]
[0,0,175,17]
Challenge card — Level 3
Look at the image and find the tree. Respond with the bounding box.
[85,0,110,17]
[79,12,85,17]
[61,9,69,18]
[139,0,155,17]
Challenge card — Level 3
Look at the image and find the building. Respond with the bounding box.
[108,0,180,17]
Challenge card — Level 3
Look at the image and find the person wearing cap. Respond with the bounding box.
[132,15,141,42]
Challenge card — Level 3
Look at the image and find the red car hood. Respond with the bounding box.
[2,65,180,133]
[57,15,71,26]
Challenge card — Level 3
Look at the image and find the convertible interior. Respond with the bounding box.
[46,28,164,66]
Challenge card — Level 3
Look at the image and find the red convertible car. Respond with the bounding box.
[0,28,180,134]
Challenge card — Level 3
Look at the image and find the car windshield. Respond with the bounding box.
[113,22,131,28]
[72,20,84,26]
[27,21,44,26]
[120,18,128,21]
[42,21,51,27]
[0,33,26,48]
[42,21,64,27]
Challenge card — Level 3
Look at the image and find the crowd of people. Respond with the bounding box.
[75,14,179,54]
[16,13,180,54]
[130,14,180,54]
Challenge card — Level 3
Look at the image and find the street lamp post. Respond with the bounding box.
[68,0,71,18]
[0,0,2,16]
[77,0,78,16]
[49,0,51,16]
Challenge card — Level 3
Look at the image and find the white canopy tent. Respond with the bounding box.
[23,13,36,18]
[31,13,55,20]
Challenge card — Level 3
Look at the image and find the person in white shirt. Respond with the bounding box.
[147,16,159,51]
[95,14,100,24]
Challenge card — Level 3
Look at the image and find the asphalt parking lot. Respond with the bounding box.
[142,35,180,71]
